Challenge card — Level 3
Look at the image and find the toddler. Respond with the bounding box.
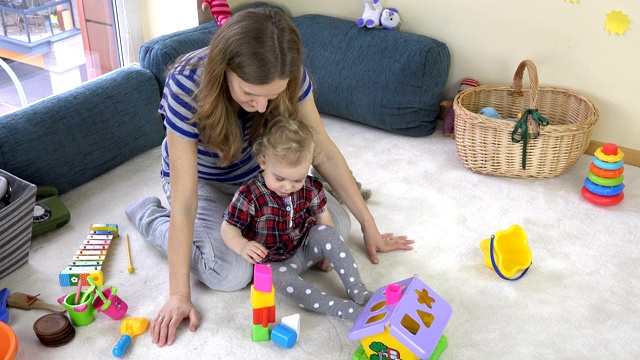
[221,117,372,321]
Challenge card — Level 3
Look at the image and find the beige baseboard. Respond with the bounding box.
[586,141,639,167]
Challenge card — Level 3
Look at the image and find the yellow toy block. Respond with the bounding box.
[250,284,275,309]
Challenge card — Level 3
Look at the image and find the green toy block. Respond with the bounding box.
[352,344,367,360]
[252,323,270,342]
[428,335,448,360]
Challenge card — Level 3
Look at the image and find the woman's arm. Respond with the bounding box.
[166,130,199,299]
[151,131,200,347]
[298,96,414,264]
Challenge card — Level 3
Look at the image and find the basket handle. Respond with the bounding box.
[509,60,549,169]
[510,59,539,109]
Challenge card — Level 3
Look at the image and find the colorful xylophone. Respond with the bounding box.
[59,224,119,287]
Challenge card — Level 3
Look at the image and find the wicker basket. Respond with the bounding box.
[453,59,598,179]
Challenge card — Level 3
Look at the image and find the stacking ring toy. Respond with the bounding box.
[590,163,624,178]
[594,147,624,163]
[583,178,625,196]
[581,186,624,206]
[586,171,624,187]
[592,157,624,170]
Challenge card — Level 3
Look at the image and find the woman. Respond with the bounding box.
[125,8,413,347]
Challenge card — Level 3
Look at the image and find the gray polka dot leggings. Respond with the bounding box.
[265,225,372,322]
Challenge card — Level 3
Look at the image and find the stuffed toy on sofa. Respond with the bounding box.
[356,0,402,31]
[202,0,232,26]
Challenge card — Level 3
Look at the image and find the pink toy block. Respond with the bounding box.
[254,264,272,293]
[384,283,402,305]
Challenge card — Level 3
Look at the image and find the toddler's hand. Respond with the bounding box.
[240,241,268,264]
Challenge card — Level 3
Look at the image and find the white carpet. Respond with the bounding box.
[2,114,639,359]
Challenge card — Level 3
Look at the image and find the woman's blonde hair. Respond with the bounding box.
[193,8,303,166]
[253,116,317,167]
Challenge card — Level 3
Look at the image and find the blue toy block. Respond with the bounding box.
[271,324,297,348]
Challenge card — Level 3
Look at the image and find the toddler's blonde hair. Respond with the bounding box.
[253,117,318,167]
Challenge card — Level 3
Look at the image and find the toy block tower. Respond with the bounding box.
[251,264,276,341]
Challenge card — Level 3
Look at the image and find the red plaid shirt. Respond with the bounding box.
[223,172,327,262]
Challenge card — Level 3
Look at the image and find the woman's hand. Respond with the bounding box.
[362,226,414,264]
[151,295,200,347]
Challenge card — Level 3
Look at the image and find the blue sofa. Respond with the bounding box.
[0,2,450,194]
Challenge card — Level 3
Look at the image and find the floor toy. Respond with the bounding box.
[480,224,532,280]
[57,287,97,326]
[589,162,624,178]
[0,288,9,323]
[349,275,452,360]
[581,187,624,206]
[271,323,297,348]
[250,264,301,348]
[112,317,149,357]
[586,171,624,187]
[0,176,10,208]
[90,223,119,238]
[59,224,119,286]
[592,157,623,170]
[6,292,66,313]
[0,320,18,357]
[32,313,75,348]
[583,178,625,196]
[32,185,70,237]
[352,335,448,360]
[594,145,624,163]
[582,143,625,206]
[280,314,300,336]
[125,234,134,273]
[251,264,275,342]
[87,276,128,320]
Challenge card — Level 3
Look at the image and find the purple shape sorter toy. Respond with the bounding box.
[348,275,452,360]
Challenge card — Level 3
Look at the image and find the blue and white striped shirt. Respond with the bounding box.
[159,48,313,186]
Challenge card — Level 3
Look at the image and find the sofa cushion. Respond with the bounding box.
[140,21,220,95]
[0,66,165,194]
[292,14,451,136]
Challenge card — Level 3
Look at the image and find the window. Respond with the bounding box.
[0,0,141,115]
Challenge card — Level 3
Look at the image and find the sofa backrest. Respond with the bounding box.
[293,14,450,137]
[140,9,450,138]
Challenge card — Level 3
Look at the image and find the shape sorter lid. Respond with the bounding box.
[348,275,453,359]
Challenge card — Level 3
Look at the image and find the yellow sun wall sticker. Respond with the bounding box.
[565,0,578,3]
[604,10,631,35]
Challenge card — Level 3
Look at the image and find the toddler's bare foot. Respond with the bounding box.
[316,257,332,272]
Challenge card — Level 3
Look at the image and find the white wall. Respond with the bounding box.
[147,0,640,150]
[139,0,199,41]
